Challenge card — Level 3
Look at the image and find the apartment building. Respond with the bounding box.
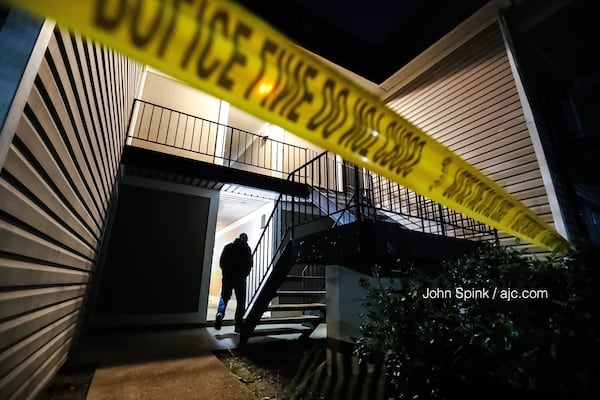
[0,0,597,397]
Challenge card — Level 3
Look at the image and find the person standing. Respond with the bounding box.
[214,233,253,332]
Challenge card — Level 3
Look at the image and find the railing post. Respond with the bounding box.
[304,148,308,174]
[281,141,285,174]
[125,98,141,145]
[354,165,362,222]
[438,203,446,236]
[211,120,217,163]
[228,127,233,167]
[291,195,295,241]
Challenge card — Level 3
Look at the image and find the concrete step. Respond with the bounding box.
[285,275,325,281]
[250,326,314,337]
[276,290,326,296]
[258,315,322,325]
[266,303,325,312]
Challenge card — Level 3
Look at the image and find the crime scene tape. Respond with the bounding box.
[3,0,570,253]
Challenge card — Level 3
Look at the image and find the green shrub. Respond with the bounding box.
[355,243,599,400]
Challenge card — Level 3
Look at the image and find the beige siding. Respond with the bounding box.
[0,27,141,399]
[385,23,552,255]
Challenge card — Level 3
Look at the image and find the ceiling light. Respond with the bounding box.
[258,82,273,95]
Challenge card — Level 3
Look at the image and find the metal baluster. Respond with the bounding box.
[388,178,393,214]
[439,203,446,236]
[281,141,285,174]
[156,106,163,143]
[243,130,248,167]
[138,101,148,140]
[164,109,172,144]
[227,128,233,167]
[317,157,322,219]
[325,155,330,215]
[250,131,255,166]
[192,116,199,153]
[179,114,186,149]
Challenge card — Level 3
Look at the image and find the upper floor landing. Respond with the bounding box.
[126,68,324,183]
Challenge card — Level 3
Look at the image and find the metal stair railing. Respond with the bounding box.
[244,190,290,313]
[245,151,499,316]
[288,152,499,241]
[244,151,331,313]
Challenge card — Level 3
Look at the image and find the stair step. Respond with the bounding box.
[250,326,314,337]
[266,303,325,311]
[258,315,322,325]
[276,290,326,296]
[285,275,325,281]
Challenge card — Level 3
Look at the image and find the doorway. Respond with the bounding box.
[206,189,275,322]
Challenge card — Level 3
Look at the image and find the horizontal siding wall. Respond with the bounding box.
[0,27,141,399]
[385,22,553,255]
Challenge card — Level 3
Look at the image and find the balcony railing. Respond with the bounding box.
[287,152,499,240]
[127,99,318,177]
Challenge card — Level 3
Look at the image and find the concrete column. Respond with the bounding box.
[215,99,230,165]
[327,265,374,344]
[325,264,395,398]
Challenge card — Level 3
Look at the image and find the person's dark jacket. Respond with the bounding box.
[219,238,253,280]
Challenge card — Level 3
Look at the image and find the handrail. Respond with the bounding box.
[245,151,499,315]
[286,150,328,178]
[245,191,289,310]
[286,152,498,239]
[245,150,497,315]
[128,98,318,176]
[331,188,357,227]
[133,99,307,150]
[244,153,332,310]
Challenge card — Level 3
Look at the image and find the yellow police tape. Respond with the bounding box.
[5,0,570,253]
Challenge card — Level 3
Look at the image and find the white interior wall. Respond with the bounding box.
[283,129,325,156]
[141,69,222,120]
[136,70,323,167]
[208,201,274,317]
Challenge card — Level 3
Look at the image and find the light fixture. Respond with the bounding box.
[258,82,273,95]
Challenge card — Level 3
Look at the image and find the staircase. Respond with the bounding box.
[123,101,497,343]
[249,264,326,338]
[239,152,498,344]
[240,217,331,344]
[121,142,495,344]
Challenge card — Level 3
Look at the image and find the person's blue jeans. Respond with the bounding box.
[217,276,247,329]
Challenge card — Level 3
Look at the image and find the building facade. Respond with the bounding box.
[0,0,597,397]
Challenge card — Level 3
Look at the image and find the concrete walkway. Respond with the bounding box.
[68,326,258,400]
[66,324,327,399]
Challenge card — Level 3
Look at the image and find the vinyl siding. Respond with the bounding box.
[0,27,141,399]
[385,22,553,255]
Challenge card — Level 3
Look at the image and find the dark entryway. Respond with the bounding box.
[95,183,210,314]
